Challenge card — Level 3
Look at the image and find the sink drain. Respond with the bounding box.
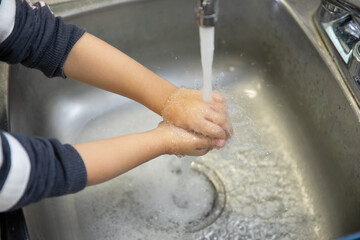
[120,157,227,234]
[184,161,227,232]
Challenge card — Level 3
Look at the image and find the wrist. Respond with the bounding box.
[152,127,172,155]
[160,86,179,117]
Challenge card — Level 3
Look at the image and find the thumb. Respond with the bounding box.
[198,137,226,150]
[213,139,226,149]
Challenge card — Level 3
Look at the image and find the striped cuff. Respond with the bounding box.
[0,0,16,44]
[0,133,31,212]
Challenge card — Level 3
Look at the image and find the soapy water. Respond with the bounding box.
[76,155,218,239]
[73,63,318,239]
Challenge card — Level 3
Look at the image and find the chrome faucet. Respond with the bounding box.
[196,0,218,27]
[315,0,360,105]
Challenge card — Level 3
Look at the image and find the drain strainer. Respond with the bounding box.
[184,161,227,232]
[130,158,226,233]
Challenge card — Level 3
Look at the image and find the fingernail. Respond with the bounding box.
[216,139,226,148]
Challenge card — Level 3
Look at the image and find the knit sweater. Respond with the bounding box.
[0,0,88,212]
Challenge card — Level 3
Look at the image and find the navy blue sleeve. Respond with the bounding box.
[0,0,85,78]
[0,132,87,212]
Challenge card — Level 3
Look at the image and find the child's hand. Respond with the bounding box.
[161,88,233,140]
[157,122,226,156]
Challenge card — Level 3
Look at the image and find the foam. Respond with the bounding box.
[75,156,216,239]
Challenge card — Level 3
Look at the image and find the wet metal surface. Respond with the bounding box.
[4,0,360,239]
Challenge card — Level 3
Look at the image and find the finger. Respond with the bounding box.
[185,134,212,156]
[205,110,233,139]
[213,139,226,148]
[193,134,226,153]
[194,148,211,156]
[209,102,227,114]
[212,92,226,103]
[199,138,226,150]
[224,121,234,138]
[205,110,227,125]
[193,133,218,149]
[199,120,227,139]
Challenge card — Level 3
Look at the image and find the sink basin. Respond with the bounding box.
[5,0,360,239]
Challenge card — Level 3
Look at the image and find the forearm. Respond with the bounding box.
[63,33,233,139]
[74,129,168,186]
[63,33,177,115]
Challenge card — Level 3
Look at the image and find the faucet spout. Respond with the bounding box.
[196,0,218,27]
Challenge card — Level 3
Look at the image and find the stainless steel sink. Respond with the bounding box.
[3,0,360,239]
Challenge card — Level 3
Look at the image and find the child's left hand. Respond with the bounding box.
[157,121,226,156]
[161,88,233,140]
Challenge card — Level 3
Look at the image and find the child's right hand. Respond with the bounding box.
[161,88,233,141]
[156,122,225,156]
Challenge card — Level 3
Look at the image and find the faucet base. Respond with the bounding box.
[315,1,360,106]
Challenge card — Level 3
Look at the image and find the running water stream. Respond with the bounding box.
[199,26,215,101]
